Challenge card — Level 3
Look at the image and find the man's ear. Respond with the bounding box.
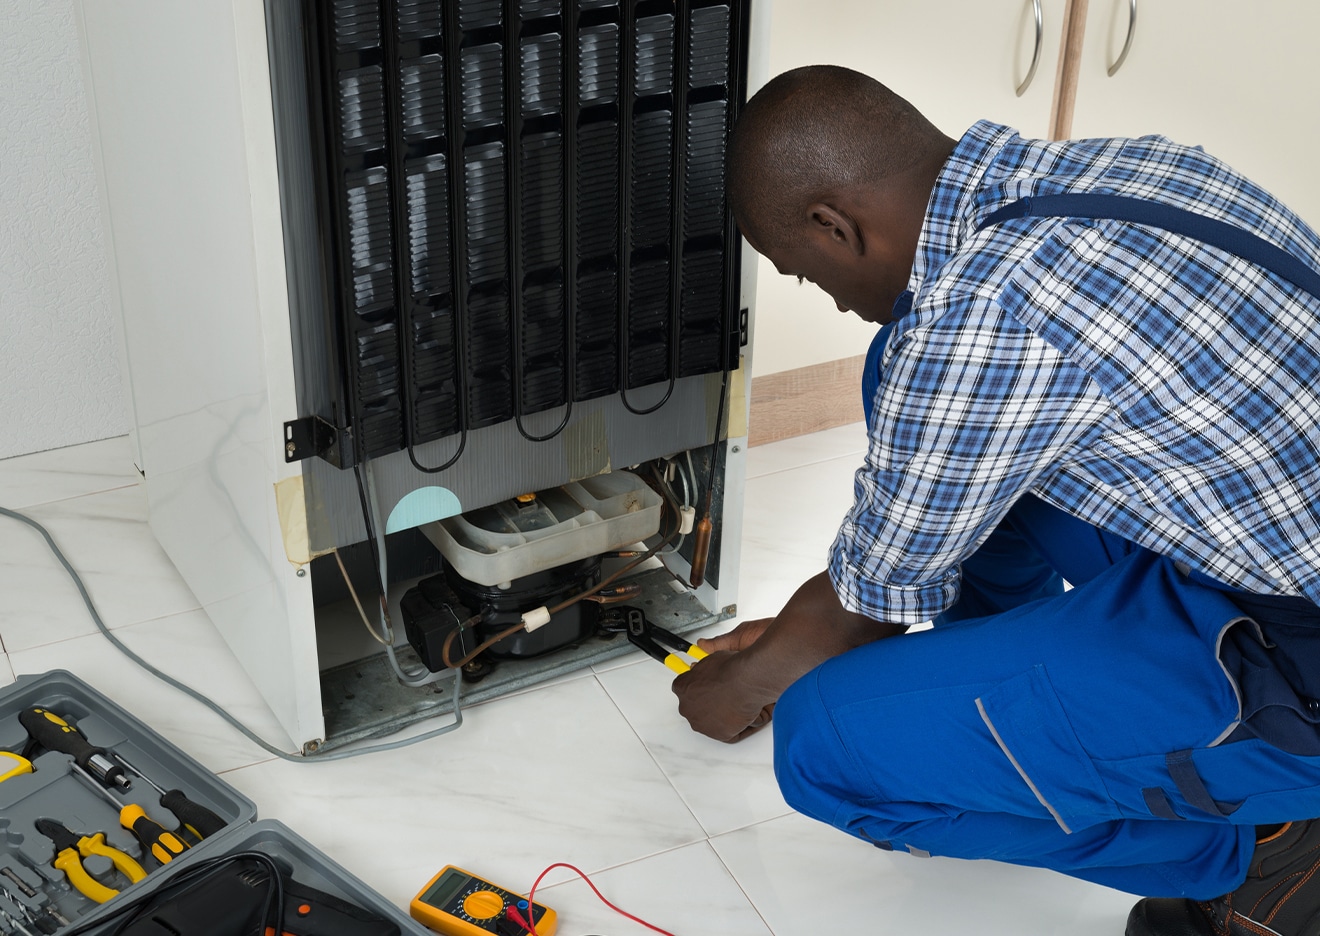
[806,202,864,257]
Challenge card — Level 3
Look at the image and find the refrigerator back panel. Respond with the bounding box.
[294,0,746,467]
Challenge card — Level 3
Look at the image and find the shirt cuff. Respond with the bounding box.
[827,543,959,626]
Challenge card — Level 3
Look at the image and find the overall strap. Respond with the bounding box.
[978,193,1320,303]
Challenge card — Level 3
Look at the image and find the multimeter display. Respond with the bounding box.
[420,870,473,912]
[411,866,557,936]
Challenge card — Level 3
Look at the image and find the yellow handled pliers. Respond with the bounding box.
[35,817,146,904]
[603,606,709,674]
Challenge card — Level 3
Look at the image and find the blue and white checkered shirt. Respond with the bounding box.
[829,120,1320,624]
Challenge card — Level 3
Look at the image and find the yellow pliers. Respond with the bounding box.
[603,606,709,674]
[35,817,146,904]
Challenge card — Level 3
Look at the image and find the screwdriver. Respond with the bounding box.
[112,752,227,840]
[17,709,130,791]
[69,763,188,866]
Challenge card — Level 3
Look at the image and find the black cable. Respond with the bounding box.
[529,0,581,442]
[613,0,675,418]
[516,401,574,442]
[352,462,389,602]
[619,374,675,415]
[380,0,470,475]
[509,2,575,444]
[409,427,468,473]
[0,505,464,759]
[624,0,687,420]
[62,851,286,936]
[408,0,474,475]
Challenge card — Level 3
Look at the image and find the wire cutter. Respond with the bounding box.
[601,606,708,674]
[34,818,146,904]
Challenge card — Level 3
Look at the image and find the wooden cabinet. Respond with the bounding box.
[1070,0,1320,227]
[766,0,1067,141]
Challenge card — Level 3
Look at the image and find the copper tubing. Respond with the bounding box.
[688,515,713,588]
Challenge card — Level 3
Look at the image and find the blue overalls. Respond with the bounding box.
[773,196,1320,899]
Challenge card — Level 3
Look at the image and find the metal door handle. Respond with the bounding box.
[1016,0,1044,97]
[1108,0,1137,76]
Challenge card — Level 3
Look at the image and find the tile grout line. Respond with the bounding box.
[592,669,715,843]
[5,602,206,658]
[704,833,781,936]
[0,434,133,466]
[532,836,700,893]
[0,481,142,515]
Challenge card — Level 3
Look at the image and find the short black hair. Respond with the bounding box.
[728,66,946,247]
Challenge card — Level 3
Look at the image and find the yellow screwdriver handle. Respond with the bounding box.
[118,806,186,867]
[52,848,118,904]
[80,832,147,884]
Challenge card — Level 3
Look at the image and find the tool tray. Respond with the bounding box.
[0,671,429,934]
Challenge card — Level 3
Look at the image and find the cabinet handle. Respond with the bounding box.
[1016,0,1044,97]
[1108,0,1138,76]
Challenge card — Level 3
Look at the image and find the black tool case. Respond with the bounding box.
[0,671,430,935]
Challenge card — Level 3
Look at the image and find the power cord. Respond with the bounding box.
[354,462,455,690]
[0,504,463,762]
[81,850,287,936]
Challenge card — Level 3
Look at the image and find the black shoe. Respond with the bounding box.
[1126,821,1320,936]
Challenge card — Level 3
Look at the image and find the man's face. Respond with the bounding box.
[741,223,910,326]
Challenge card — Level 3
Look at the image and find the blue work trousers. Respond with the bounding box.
[773,496,1320,898]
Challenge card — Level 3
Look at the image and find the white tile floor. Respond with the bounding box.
[0,425,1138,935]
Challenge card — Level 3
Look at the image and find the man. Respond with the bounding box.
[671,65,1320,936]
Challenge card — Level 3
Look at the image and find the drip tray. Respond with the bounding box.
[317,566,729,752]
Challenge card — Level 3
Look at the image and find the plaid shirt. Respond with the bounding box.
[829,120,1320,625]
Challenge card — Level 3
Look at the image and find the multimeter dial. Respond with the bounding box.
[462,890,503,920]
[411,866,557,936]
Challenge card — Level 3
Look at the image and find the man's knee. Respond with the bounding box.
[772,669,858,826]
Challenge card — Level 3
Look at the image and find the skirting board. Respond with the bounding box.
[748,354,866,447]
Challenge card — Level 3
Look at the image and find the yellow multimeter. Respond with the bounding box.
[410,866,557,936]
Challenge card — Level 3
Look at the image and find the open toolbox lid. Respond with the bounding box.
[0,671,429,934]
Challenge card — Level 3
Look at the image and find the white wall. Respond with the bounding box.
[750,0,1064,377]
[748,1,879,378]
[0,0,126,460]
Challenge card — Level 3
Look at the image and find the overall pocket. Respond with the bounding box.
[975,664,1120,833]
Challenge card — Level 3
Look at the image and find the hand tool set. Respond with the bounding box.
[0,672,428,936]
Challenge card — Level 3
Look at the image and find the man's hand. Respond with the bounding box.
[672,571,905,743]
[672,649,776,743]
[696,616,772,655]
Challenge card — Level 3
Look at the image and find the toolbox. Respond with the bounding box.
[0,670,431,935]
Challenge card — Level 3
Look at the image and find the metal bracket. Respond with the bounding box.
[283,416,337,463]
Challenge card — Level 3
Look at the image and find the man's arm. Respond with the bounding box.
[672,570,905,742]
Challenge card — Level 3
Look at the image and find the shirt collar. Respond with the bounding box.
[908,120,1021,298]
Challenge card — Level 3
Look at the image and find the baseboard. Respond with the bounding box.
[748,354,866,447]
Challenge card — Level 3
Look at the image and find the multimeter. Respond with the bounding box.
[410,866,558,936]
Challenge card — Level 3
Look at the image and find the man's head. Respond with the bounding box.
[728,66,954,323]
